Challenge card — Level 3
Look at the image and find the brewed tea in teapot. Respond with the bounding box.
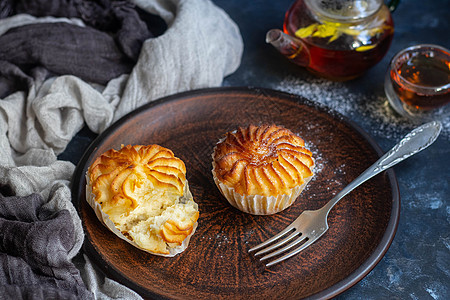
[267,0,397,80]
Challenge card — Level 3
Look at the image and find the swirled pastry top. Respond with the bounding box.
[212,124,314,196]
[87,144,199,255]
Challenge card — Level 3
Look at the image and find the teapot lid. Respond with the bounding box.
[305,0,383,22]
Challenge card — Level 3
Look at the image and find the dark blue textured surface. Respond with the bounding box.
[62,0,450,298]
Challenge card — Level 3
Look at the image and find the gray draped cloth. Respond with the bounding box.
[0,0,243,298]
[0,192,93,299]
[0,22,135,98]
[0,0,164,98]
[11,0,156,60]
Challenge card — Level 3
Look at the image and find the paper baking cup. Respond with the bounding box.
[85,175,198,257]
[211,166,313,215]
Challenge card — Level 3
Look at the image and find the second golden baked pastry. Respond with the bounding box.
[86,144,199,256]
[212,124,314,215]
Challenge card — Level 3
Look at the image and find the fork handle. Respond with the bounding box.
[322,121,442,214]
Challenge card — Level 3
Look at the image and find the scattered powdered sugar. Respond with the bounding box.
[200,231,232,248]
[270,76,450,141]
[276,77,357,118]
[305,141,325,175]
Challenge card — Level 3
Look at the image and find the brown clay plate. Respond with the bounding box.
[72,87,399,299]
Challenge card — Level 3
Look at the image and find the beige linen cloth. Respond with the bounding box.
[0,0,243,298]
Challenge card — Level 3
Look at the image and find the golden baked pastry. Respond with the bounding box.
[212,124,314,215]
[86,144,199,256]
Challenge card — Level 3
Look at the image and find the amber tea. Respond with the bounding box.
[385,44,450,122]
[390,49,450,110]
[282,0,394,80]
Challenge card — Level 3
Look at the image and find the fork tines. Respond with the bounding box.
[249,226,309,267]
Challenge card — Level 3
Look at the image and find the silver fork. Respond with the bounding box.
[249,121,442,267]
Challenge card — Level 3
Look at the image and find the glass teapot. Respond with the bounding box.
[267,0,399,81]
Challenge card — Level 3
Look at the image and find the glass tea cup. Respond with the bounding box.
[384,44,450,122]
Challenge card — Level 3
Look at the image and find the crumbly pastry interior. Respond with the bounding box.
[87,144,199,255]
[212,124,314,197]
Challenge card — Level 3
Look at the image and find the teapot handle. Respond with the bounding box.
[386,0,400,12]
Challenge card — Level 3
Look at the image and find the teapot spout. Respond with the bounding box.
[266,29,310,67]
